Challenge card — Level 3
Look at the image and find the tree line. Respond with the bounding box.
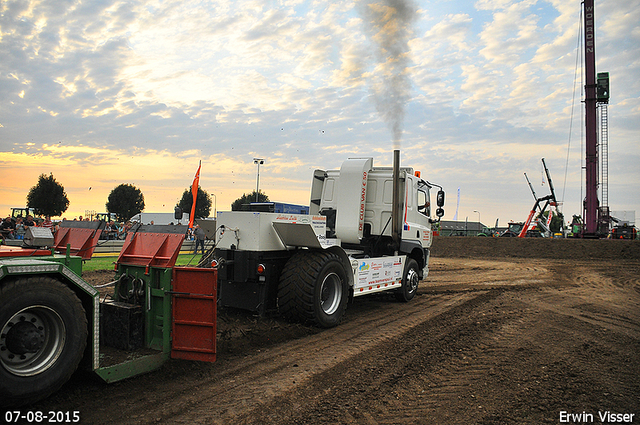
[22,173,269,222]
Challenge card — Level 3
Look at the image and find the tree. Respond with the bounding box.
[27,173,70,217]
[539,211,565,234]
[177,186,212,219]
[106,184,145,222]
[551,212,565,233]
[231,191,269,211]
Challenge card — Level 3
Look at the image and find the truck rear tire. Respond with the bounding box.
[0,276,88,407]
[395,258,420,302]
[278,251,348,328]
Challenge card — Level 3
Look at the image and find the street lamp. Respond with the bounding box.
[473,210,481,234]
[253,158,264,202]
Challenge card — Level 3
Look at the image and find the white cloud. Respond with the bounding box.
[0,0,638,224]
[477,1,540,65]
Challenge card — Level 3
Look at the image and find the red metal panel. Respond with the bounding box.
[117,232,184,268]
[171,267,217,362]
[53,227,102,260]
[0,246,52,257]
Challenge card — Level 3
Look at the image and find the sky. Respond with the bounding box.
[1,0,639,227]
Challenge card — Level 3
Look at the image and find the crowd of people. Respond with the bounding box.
[101,220,133,240]
[1,215,53,241]
[0,214,136,242]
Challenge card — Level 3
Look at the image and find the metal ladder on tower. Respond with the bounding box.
[599,103,609,209]
[597,102,611,235]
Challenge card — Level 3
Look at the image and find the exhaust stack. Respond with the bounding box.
[392,149,401,250]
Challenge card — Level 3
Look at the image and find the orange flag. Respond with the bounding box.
[189,161,201,228]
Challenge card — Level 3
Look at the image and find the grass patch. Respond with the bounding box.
[82,253,205,272]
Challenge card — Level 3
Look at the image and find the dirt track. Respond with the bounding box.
[23,238,640,424]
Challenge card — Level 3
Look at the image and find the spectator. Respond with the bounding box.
[194,224,206,255]
[1,217,16,240]
[24,215,36,228]
[114,222,122,239]
[14,218,26,240]
[119,221,132,240]
[105,221,117,240]
[42,216,53,232]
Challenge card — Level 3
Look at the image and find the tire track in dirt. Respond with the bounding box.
[525,263,640,338]
[375,273,639,425]
[155,292,482,425]
[31,258,639,424]
[240,290,509,425]
[71,259,558,423]
[237,262,640,425]
[51,291,481,424]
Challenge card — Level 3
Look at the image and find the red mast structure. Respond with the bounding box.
[583,0,599,237]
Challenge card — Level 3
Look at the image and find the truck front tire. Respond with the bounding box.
[0,276,88,407]
[278,251,349,328]
[395,258,420,302]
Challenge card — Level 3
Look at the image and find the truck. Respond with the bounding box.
[214,151,445,327]
[9,207,37,221]
[240,202,310,214]
[500,221,541,238]
[610,223,637,239]
[129,212,190,225]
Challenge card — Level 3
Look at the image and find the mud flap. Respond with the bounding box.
[171,267,217,362]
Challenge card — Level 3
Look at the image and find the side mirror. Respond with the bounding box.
[437,190,445,207]
[436,208,444,218]
[174,206,183,220]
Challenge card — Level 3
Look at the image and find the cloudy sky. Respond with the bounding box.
[1,0,638,227]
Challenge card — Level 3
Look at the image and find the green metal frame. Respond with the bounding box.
[93,351,168,383]
[94,263,174,382]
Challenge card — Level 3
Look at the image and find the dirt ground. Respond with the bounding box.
[21,238,640,424]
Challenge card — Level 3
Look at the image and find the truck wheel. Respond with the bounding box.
[0,276,88,407]
[395,258,420,302]
[278,251,348,328]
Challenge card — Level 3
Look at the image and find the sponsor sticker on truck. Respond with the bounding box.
[353,256,405,296]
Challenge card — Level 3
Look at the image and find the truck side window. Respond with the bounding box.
[417,190,430,217]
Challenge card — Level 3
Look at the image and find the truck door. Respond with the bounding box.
[403,177,432,248]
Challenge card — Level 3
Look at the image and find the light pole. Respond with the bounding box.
[473,210,481,235]
[253,158,264,202]
[211,192,217,218]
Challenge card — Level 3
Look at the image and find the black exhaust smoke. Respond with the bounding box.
[360,0,418,150]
